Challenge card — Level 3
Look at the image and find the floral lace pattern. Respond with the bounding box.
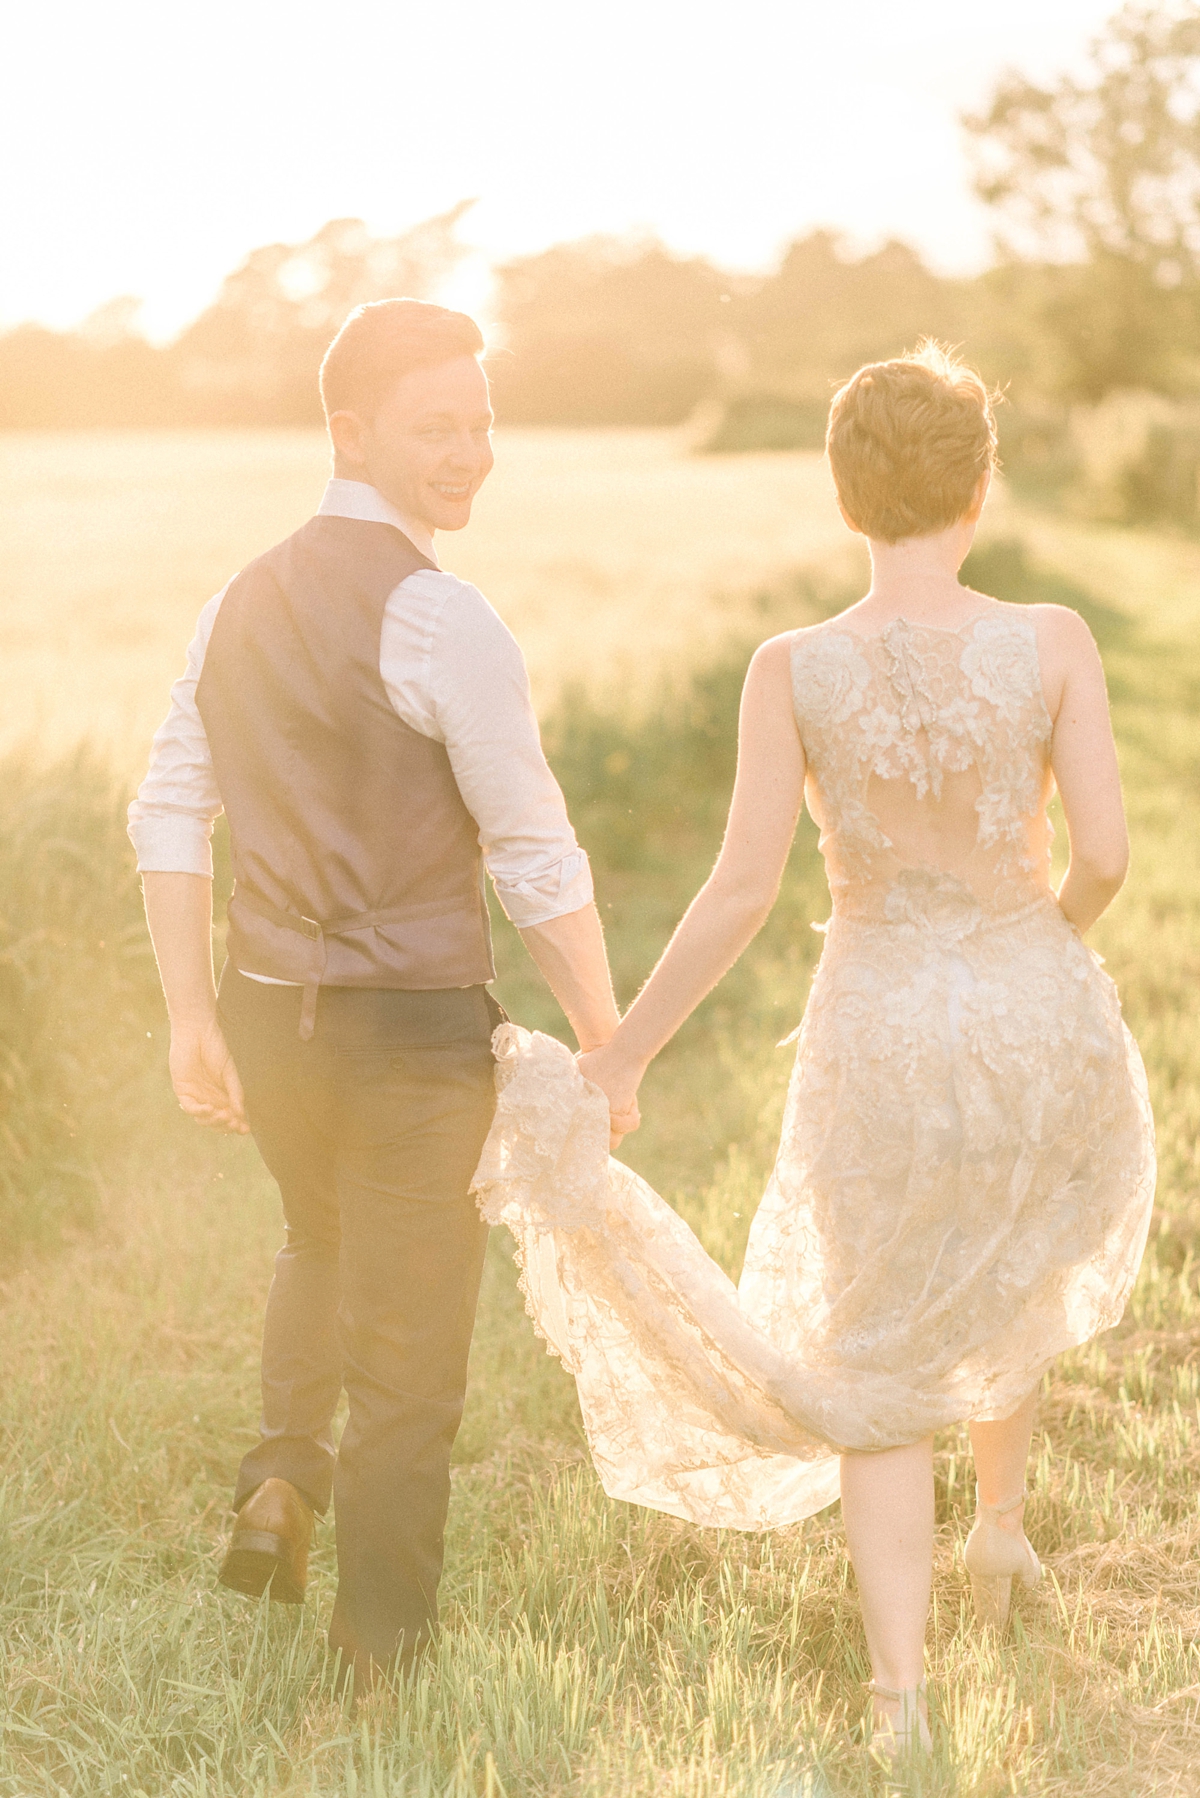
[472,607,1156,1530]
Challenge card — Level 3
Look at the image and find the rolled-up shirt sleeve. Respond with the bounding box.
[127,589,226,876]
[381,572,594,928]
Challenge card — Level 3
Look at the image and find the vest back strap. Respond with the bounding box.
[233,886,437,1041]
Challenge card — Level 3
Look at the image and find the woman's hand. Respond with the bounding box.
[577,1042,645,1150]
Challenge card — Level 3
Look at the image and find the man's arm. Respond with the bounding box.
[389,572,627,1039]
[517,903,620,1051]
[519,904,637,1140]
[141,872,248,1132]
[130,588,246,1133]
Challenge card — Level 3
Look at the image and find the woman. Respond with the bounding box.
[472,343,1155,1757]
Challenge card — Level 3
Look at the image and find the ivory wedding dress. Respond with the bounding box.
[472,606,1156,1530]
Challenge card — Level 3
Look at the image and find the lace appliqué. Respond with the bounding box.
[470,607,1155,1533]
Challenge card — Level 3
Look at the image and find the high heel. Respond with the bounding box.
[867,1679,932,1760]
[963,1486,1042,1629]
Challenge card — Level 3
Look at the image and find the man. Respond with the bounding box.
[129,298,631,1686]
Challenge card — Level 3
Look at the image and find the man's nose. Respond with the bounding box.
[444,430,482,469]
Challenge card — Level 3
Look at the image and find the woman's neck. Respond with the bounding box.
[859,518,979,621]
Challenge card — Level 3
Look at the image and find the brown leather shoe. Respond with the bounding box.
[218,1478,313,1604]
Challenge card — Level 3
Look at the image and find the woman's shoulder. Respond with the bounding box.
[966,595,1102,722]
[1022,600,1099,649]
[967,592,1097,650]
[743,631,800,697]
[757,620,876,737]
[750,627,803,670]
[768,612,870,657]
[748,620,857,682]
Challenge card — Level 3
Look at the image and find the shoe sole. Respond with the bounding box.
[969,1570,1012,1629]
[218,1530,305,1604]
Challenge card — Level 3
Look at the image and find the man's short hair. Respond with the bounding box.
[319,298,485,420]
[826,341,998,542]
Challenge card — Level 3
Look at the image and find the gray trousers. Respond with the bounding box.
[217,964,497,1666]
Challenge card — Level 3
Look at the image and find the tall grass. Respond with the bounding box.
[0,754,164,1255]
[1,533,1199,1793]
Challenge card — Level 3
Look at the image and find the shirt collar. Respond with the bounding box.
[316,479,438,566]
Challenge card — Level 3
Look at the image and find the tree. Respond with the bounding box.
[169,205,476,424]
[0,323,175,428]
[0,206,480,428]
[488,237,729,426]
[734,233,972,395]
[702,234,979,451]
[965,3,1200,402]
[966,2,1200,279]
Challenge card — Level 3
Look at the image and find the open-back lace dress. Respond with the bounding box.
[472,605,1156,1529]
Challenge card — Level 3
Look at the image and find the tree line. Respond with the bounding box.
[5,3,1200,522]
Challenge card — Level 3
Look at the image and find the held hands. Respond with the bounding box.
[168,1012,249,1134]
[576,1041,645,1151]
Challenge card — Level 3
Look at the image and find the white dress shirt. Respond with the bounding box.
[128,479,593,950]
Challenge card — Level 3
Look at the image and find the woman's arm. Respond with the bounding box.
[578,634,806,1119]
[1037,605,1129,934]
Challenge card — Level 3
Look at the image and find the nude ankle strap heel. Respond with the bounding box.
[963,1486,1042,1629]
[867,1679,932,1758]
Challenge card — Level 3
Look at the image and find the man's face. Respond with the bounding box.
[338,355,495,535]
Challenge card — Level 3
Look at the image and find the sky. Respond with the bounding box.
[4,0,1121,340]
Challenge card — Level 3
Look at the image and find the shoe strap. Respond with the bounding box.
[868,1679,927,1704]
[975,1485,1027,1519]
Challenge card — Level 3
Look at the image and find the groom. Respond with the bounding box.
[129,298,628,1685]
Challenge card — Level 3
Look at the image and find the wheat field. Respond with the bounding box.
[0,428,859,768]
[2,429,1200,1796]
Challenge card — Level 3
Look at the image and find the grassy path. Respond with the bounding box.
[2,516,1200,1795]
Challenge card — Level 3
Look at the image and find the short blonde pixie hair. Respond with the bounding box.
[826,341,998,543]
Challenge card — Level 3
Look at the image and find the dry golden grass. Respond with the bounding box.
[2,427,1200,1794]
[451,428,861,711]
[8,425,1197,775]
[0,428,860,767]
[1,431,329,767]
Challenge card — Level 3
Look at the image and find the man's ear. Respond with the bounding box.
[328,409,369,469]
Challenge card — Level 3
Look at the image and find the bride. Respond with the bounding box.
[472,342,1155,1758]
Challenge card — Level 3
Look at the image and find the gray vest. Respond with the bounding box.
[196,514,495,1038]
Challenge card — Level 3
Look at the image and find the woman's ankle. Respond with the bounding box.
[996,1499,1025,1536]
[976,1488,1027,1534]
[979,1495,1026,1535]
[869,1674,926,1707]
[868,1680,931,1752]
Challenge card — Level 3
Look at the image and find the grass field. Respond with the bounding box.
[0,428,857,767]
[2,429,1200,1795]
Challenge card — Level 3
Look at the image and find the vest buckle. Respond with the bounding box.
[299,915,322,940]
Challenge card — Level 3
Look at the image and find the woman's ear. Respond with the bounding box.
[966,470,992,524]
[836,497,864,536]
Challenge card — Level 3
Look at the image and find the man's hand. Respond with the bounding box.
[168,1013,249,1134]
[576,1043,644,1151]
[140,874,248,1131]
